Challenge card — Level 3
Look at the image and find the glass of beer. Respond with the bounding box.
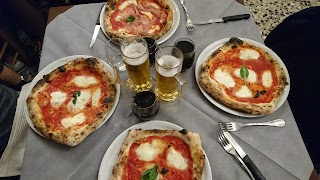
[118,36,152,92]
[155,46,187,102]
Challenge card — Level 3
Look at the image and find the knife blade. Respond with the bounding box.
[90,5,104,48]
[194,14,250,25]
[223,131,266,180]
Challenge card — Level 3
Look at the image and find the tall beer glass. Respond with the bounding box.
[120,37,152,92]
[155,46,186,102]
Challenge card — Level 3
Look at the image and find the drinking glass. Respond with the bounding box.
[174,38,195,71]
[143,37,158,65]
[105,38,126,71]
[155,46,187,102]
[117,36,152,92]
[132,90,160,121]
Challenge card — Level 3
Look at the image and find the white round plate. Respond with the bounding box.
[23,55,121,137]
[99,0,180,44]
[98,120,212,180]
[195,38,290,118]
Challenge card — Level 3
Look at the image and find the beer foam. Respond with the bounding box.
[123,42,148,66]
[157,55,181,77]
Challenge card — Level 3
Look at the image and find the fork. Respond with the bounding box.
[179,0,195,32]
[219,119,285,132]
[217,129,255,180]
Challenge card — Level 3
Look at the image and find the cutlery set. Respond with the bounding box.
[217,119,285,180]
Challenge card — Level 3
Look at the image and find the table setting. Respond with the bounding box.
[19,0,315,180]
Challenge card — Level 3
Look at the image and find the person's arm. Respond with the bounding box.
[0,63,21,85]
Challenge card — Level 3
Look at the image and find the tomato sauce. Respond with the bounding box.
[38,67,110,130]
[122,136,193,180]
[209,47,279,103]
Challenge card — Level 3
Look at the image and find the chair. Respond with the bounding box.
[265,6,320,174]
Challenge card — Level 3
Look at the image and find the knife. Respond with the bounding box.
[194,14,250,25]
[90,5,104,48]
[223,131,266,180]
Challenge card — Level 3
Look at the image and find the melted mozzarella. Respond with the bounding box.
[239,49,260,60]
[235,85,252,98]
[140,11,153,19]
[135,139,165,161]
[61,113,86,128]
[148,25,160,34]
[166,147,188,170]
[50,91,67,108]
[68,90,91,113]
[115,15,122,21]
[72,76,98,87]
[234,68,257,83]
[119,0,137,10]
[214,68,235,88]
[262,71,273,88]
[92,88,101,107]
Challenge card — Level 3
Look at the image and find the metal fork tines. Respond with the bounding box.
[219,119,285,132]
[217,129,255,180]
[179,0,195,32]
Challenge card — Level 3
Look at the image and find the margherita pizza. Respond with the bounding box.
[199,37,288,115]
[103,0,173,40]
[111,129,205,180]
[26,57,117,146]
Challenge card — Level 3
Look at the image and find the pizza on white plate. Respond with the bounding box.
[199,37,288,115]
[111,129,205,180]
[103,0,174,40]
[26,57,117,146]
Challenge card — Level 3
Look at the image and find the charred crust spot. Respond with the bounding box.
[58,65,66,72]
[49,133,53,138]
[161,168,169,174]
[162,21,167,26]
[210,50,221,58]
[81,131,85,135]
[260,90,267,95]
[43,75,50,83]
[254,90,260,98]
[85,58,97,67]
[151,129,159,133]
[165,5,169,9]
[179,129,188,135]
[231,45,237,49]
[104,97,114,105]
[228,37,243,45]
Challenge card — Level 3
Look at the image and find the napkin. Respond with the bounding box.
[0,84,29,177]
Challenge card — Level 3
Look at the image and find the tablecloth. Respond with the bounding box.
[20,0,314,179]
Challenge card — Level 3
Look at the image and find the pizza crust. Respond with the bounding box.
[103,0,173,40]
[199,37,288,115]
[27,58,117,146]
[111,129,205,180]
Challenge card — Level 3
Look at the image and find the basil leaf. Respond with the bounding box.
[240,64,249,80]
[141,165,158,180]
[126,16,135,22]
[72,91,81,105]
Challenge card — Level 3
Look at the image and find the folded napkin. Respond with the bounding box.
[0,84,30,177]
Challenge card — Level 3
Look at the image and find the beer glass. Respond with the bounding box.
[155,46,187,102]
[118,37,152,92]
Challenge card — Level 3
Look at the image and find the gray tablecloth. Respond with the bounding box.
[20,1,314,179]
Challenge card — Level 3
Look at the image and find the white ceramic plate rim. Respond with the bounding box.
[23,55,121,137]
[195,38,291,118]
[98,120,212,180]
[99,0,180,44]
